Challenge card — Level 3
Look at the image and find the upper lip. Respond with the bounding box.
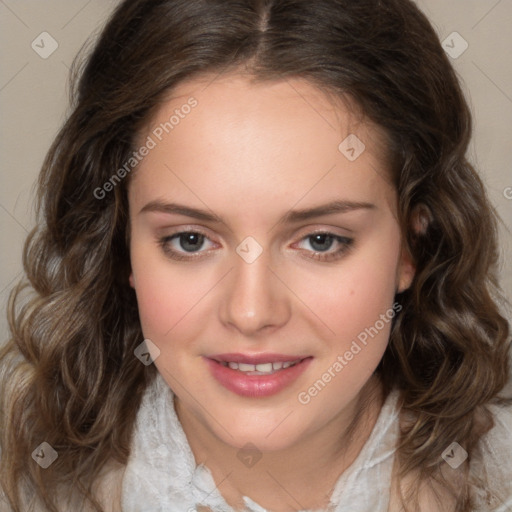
[208,353,311,364]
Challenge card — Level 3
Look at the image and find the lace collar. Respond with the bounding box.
[121,371,401,512]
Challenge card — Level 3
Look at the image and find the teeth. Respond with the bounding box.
[220,359,301,374]
[256,363,273,372]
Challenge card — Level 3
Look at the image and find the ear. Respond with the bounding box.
[396,244,415,293]
[129,272,135,288]
[396,203,431,293]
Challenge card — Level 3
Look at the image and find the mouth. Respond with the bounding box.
[214,358,305,375]
[205,353,313,397]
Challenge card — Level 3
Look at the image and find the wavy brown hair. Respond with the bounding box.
[1,0,511,510]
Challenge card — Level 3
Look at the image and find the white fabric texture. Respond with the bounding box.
[121,371,512,512]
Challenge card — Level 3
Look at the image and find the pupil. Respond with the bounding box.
[310,234,333,252]
[180,233,203,252]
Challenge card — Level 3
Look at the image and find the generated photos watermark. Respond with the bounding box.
[298,301,402,405]
[93,97,198,200]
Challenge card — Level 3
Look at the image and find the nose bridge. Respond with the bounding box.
[219,240,290,335]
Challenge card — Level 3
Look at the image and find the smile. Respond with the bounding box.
[218,359,303,375]
[205,354,313,397]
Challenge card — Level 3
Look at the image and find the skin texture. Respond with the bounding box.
[128,73,415,511]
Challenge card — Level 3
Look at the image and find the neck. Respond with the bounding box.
[175,374,385,512]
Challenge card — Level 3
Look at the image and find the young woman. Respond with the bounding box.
[1,0,511,511]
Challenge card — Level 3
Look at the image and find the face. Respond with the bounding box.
[128,73,414,452]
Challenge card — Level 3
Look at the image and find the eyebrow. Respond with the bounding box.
[139,199,376,225]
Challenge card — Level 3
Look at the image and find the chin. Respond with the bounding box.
[207,410,308,452]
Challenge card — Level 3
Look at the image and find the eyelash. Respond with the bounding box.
[157,230,354,262]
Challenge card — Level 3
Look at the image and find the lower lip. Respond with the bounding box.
[205,357,313,398]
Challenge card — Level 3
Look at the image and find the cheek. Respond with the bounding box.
[291,230,401,352]
[130,242,206,342]
[292,245,401,411]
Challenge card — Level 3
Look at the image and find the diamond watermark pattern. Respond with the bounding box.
[32,442,58,469]
[134,338,161,366]
[237,442,263,468]
[442,32,469,59]
[236,236,263,264]
[338,134,366,162]
[31,32,59,59]
[441,441,468,469]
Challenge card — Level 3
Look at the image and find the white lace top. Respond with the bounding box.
[121,371,512,512]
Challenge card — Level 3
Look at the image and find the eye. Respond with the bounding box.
[294,232,354,262]
[158,230,216,260]
[158,230,354,262]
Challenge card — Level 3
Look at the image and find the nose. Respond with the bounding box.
[219,246,291,337]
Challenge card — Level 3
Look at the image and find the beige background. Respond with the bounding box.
[1,1,511,368]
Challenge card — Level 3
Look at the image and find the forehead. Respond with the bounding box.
[129,73,395,218]
[136,72,389,159]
